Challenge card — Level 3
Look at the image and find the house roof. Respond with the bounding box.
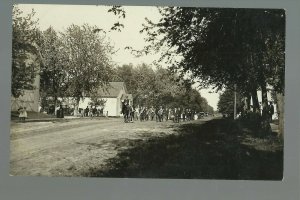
[97,82,127,98]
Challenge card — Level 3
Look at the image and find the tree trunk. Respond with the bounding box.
[40,95,47,112]
[260,82,272,134]
[251,88,260,113]
[74,97,81,116]
[276,92,284,139]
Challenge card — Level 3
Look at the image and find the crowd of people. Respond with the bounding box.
[121,97,206,123]
[79,106,105,118]
[128,105,199,123]
[36,97,209,123]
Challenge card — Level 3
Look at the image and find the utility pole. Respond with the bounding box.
[234,84,237,120]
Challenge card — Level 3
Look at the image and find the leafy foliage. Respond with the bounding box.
[141,7,285,133]
[60,24,114,102]
[12,6,40,97]
[111,63,213,112]
[217,88,243,116]
[107,5,126,32]
[37,27,67,106]
[142,7,285,93]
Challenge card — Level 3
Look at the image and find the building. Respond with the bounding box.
[11,54,40,112]
[78,82,133,117]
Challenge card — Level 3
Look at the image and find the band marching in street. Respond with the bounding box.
[120,96,201,123]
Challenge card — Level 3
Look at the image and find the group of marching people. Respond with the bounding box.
[123,104,196,123]
[139,106,195,123]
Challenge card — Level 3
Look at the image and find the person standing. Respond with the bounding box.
[158,106,164,122]
[59,105,64,118]
[182,108,186,122]
[18,107,27,122]
[88,106,92,119]
[18,107,23,122]
[178,107,182,123]
[92,106,97,117]
[168,108,173,121]
[23,107,28,122]
[173,108,177,123]
[150,106,155,121]
[165,107,169,121]
[85,106,89,117]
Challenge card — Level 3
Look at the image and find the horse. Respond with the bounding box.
[121,102,132,123]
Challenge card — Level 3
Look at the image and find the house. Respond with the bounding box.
[78,82,133,117]
[11,54,40,113]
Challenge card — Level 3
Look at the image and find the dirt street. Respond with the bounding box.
[10,118,209,177]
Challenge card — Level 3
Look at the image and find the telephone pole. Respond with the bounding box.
[234,84,237,119]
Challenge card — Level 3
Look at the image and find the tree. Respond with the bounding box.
[89,94,107,108]
[37,27,67,110]
[142,7,285,135]
[60,24,114,109]
[217,88,243,117]
[111,63,213,112]
[12,6,40,98]
[111,63,138,96]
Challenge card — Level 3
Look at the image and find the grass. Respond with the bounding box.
[84,119,283,180]
[11,111,56,120]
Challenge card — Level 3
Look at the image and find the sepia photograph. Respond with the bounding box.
[10,4,285,180]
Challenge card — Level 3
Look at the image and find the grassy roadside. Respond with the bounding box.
[11,111,56,120]
[85,118,283,180]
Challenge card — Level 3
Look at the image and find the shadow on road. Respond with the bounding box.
[85,119,283,180]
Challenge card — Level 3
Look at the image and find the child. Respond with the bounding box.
[18,107,27,122]
[18,107,23,122]
[89,106,94,119]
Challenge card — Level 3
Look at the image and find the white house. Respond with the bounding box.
[78,82,133,117]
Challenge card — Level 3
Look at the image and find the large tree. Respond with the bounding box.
[37,27,68,109]
[141,7,285,135]
[12,6,40,98]
[60,24,114,109]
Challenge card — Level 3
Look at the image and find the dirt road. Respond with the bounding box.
[10,118,209,177]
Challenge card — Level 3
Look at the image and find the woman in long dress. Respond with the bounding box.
[18,107,27,122]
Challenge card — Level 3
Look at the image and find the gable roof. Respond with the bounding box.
[97,82,127,98]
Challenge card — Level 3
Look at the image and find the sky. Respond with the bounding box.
[17,4,220,110]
